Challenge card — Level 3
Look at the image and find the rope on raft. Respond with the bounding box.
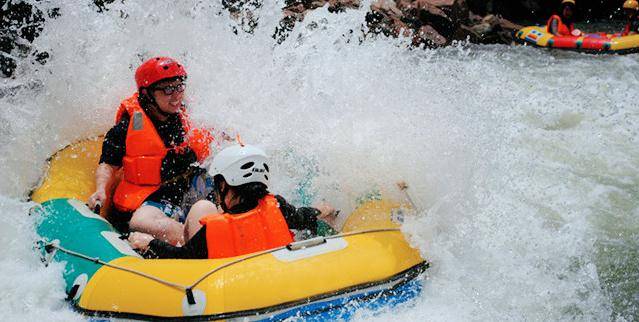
[37,228,403,305]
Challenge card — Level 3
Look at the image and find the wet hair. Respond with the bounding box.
[213,175,269,212]
[137,90,155,110]
[234,182,269,202]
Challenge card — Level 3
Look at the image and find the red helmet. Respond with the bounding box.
[135,57,187,89]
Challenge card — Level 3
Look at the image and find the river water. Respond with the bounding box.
[0,1,637,321]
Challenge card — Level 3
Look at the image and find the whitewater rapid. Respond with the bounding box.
[0,1,637,321]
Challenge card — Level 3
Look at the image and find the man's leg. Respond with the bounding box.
[129,205,185,245]
[184,200,219,242]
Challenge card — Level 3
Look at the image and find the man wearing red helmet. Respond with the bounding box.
[88,57,214,245]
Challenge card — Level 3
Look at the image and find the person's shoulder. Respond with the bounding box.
[105,113,130,138]
[115,112,131,127]
[274,195,292,208]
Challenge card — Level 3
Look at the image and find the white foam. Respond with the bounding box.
[0,1,636,320]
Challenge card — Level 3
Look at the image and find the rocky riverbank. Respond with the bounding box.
[273,0,523,47]
[0,0,626,78]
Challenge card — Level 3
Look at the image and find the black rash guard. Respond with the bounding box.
[99,108,200,207]
[625,19,639,34]
[145,195,321,259]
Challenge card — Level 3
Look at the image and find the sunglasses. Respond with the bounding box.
[153,83,186,95]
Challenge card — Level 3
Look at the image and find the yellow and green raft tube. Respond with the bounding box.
[31,138,428,320]
[515,26,639,54]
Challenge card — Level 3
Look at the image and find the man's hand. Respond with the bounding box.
[87,189,106,211]
[128,232,155,251]
[316,203,340,230]
[89,163,118,216]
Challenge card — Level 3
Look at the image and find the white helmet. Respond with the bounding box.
[208,144,270,187]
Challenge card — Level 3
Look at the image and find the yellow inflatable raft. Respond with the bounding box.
[32,138,428,320]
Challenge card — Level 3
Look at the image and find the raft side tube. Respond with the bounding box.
[515,26,639,54]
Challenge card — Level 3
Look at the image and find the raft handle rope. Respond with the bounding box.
[36,240,189,291]
[397,181,419,212]
[37,228,402,305]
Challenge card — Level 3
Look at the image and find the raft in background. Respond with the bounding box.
[31,138,429,320]
[515,26,639,54]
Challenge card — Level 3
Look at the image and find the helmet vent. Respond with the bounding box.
[240,162,254,170]
[243,173,252,178]
[265,175,269,181]
[263,163,269,172]
[163,65,169,70]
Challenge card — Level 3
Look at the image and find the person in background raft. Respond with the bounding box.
[87,57,214,245]
[622,0,639,36]
[127,144,339,259]
[547,0,582,37]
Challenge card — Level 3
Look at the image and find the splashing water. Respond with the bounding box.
[0,1,637,321]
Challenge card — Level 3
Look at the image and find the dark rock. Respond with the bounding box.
[223,0,263,34]
[363,0,470,47]
[463,14,523,44]
[275,0,361,43]
[0,1,46,77]
[416,24,447,45]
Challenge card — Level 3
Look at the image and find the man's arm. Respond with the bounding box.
[275,195,321,234]
[140,227,208,259]
[87,163,119,215]
[88,117,128,215]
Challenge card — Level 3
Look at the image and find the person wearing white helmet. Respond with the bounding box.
[128,144,338,259]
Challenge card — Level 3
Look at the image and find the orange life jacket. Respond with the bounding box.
[199,194,294,259]
[546,15,574,36]
[111,93,212,212]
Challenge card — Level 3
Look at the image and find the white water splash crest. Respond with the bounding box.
[0,1,637,321]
